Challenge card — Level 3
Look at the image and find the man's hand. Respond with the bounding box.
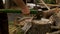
[21,7,30,15]
[14,0,30,15]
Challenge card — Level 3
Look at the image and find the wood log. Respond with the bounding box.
[49,30,60,34]
[43,8,60,19]
[40,0,50,10]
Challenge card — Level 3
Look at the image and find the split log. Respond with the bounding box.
[40,0,50,10]
[48,30,60,34]
[43,8,60,19]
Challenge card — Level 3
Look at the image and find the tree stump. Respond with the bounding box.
[26,20,51,34]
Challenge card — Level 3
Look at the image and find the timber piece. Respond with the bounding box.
[51,26,60,29]
[14,17,34,34]
[40,0,50,10]
[49,30,60,34]
[49,10,60,26]
[46,4,60,8]
[43,8,60,18]
[38,3,60,8]
[53,12,60,26]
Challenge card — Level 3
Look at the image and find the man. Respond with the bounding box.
[0,0,30,34]
[0,0,8,34]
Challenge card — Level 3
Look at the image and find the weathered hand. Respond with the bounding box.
[21,7,30,15]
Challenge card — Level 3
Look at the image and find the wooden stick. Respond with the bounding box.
[40,0,50,10]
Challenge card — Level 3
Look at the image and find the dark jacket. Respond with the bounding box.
[0,0,8,34]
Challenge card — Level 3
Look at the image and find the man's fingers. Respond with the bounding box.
[21,7,30,15]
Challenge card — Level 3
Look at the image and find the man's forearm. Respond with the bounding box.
[14,0,26,9]
[14,0,30,14]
